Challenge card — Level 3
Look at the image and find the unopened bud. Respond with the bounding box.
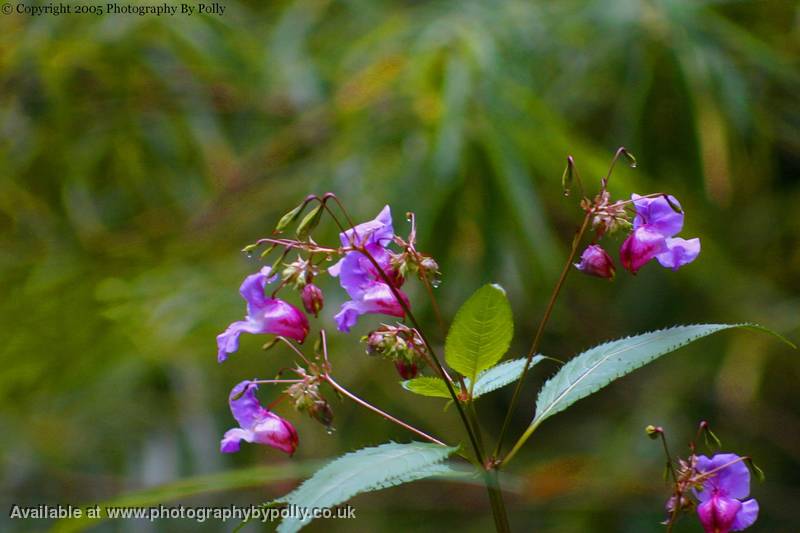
[310,399,334,427]
[301,284,324,317]
[394,359,419,380]
[646,425,663,439]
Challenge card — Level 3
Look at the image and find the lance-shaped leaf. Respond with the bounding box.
[471,356,547,397]
[532,323,785,428]
[274,441,458,532]
[445,284,513,383]
[402,357,550,399]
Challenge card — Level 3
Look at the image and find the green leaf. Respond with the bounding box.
[402,357,553,401]
[445,284,514,383]
[532,323,783,428]
[471,356,547,398]
[402,376,453,398]
[274,441,458,532]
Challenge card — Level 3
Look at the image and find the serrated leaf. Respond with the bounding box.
[402,357,550,401]
[296,203,324,240]
[471,356,546,397]
[402,376,453,398]
[445,284,513,383]
[532,323,779,428]
[275,441,458,532]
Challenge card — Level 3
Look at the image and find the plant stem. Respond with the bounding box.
[485,469,511,533]
[494,211,593,460]
[324,374,447,446]
[357,248,486,465]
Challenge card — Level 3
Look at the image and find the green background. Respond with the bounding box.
[1,0,798,531]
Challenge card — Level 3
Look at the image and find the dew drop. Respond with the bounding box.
[325,426,336,435]
[431,278,442,289]
[244,251,254,259]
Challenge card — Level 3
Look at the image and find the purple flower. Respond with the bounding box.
[220,381,299,455]
[620,194,700,274]
[337,204,395,247]
[217,267,309,362]
[694,453,759,533]
[574,244,615,279]
[329,207,409,332]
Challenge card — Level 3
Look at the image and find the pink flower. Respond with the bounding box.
[220,381,299,455]
[694,454,759,533]
[217,267,309,362]
[328,206,409,332]
[620,194,700,274]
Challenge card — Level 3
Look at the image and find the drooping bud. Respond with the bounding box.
[574,244,616,279]
[394,359,419,380]
[645,425,663,439]
[310,399,334,427]
[301,283,324,317]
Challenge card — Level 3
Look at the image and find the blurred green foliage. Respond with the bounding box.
[1,0,799,531]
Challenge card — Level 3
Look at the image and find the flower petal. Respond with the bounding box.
[251,412,299,455]
[339,205,394,247]
[620,227,667,273]
[334,301,361,333]
[239,267,276,316]
[257,298,309,342]
[216,319,265,362]
[656,237,701,271]
[220,428,254,453]
[731,499,759,531]
[696,453,751,500]
[228,381,269,429]
[697,495,742,533]
[632,194,684,237]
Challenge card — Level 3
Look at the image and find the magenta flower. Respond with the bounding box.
[217,267,309,362]
[574,244,615,279]
[694,454,759,533]
[620,194,700,273]
[220,381,299,455]
[329,206,409,332]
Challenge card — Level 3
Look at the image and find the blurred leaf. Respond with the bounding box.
[445,284,513,384]
[52,463,319,533]
[273,441,458,533]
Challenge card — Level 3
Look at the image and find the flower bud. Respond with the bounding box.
[394,359,419,380]
[645,425,663,439]
[310,399,334,427]
[301,283,324,317]
[574,245,615,279]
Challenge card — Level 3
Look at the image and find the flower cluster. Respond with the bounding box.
[215,204,438,455]
[363,323,427,379]
[650,423,759,533]
[575,193,700,278]
[329,206,409,332]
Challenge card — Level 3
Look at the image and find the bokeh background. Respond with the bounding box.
[1,0,799,531]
